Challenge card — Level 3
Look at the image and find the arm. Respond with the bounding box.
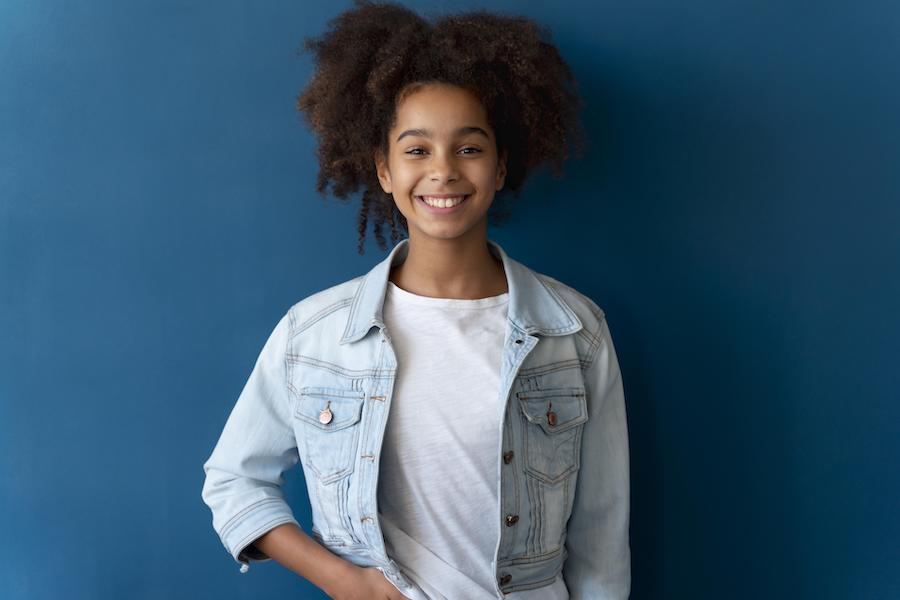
[200,312,301,571]
[251,523,373,596]
[252,523,408,599]
[200,313,406,599]
[563,315,631,599]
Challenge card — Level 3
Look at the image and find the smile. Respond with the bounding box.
[415,194,470,213]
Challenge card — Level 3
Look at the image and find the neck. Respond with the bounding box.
[389,227,508,299]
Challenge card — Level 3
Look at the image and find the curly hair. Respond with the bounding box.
[296,0,586,254]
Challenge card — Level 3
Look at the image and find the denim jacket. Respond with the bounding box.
[201,238,631,599]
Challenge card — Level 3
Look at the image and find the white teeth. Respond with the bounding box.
[420,195,466,208]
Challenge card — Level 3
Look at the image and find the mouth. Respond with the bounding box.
[414,194,471,213]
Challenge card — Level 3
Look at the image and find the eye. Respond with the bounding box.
[403,146,482,156]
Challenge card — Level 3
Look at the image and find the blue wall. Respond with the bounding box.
[2,1,898,598]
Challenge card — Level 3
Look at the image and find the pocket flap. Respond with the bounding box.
[295,387,365,431]
[517,387,587,434]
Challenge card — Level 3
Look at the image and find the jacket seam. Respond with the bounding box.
[232,514,298,560]
[220,497,286,539]
[581,312,609,372]
[286,354,395,379]
[577,324,604,355]
[503,570,564,594]
[499,544,564,566]
[518,359,582,377]
[291,297,354,339]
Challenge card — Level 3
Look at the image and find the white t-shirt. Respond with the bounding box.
[378,281,569,600]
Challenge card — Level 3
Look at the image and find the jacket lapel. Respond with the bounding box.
[340,238,582,344]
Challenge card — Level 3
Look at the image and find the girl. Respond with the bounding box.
[201,1,631,598]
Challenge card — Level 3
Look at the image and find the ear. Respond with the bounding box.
[495,148,508,191]
[374,148,392,194]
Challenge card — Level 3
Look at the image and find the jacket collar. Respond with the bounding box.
[339,238,582,344]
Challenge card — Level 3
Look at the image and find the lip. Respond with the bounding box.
[415,194,470,214]
[416,193,470,198]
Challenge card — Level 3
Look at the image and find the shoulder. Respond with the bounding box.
[284,273,365,336]
[534,271,606,327]
[533,270,609,363]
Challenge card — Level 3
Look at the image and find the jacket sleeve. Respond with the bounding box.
[201,311,301,573]
[563,314,631,598]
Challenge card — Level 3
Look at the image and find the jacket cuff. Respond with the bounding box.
[219,497,299,572]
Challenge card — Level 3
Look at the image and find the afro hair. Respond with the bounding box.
[296,0,586,254]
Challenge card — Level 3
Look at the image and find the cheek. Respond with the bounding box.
[474,164,500,188]
[393,181,416,200]
[388,166,417,192]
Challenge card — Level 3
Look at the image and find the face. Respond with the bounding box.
[374,82,507,244]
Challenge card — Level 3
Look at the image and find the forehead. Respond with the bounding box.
[392,83,490,132]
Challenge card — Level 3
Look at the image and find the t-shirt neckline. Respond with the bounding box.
[386,281,509,309]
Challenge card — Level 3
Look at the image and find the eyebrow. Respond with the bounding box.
[396,126,490,142]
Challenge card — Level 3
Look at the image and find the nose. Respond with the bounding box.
[429,151,459,184]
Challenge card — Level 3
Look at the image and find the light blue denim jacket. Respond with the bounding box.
[201,238,631,599]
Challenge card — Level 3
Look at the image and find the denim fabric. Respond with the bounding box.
[201,238,631,598]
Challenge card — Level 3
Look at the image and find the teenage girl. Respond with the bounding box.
[202,2,631,598]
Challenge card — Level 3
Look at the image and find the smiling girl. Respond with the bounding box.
[202,2,630,598]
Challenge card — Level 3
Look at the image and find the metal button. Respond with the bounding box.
[514,339,523,344]
[318,402,333,425]
[499,573,512,585]
[505,514,519,526]
[503,451,514,464]
[546,402,557,426]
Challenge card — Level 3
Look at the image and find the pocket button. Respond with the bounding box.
[516,388,588,484]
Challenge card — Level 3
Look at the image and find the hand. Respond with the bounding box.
[325,564,409,600]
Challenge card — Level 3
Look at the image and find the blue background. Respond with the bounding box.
[2,1,898,598]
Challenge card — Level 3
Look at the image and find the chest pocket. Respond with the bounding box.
[516,387,588,484]
[294,387,365,484]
